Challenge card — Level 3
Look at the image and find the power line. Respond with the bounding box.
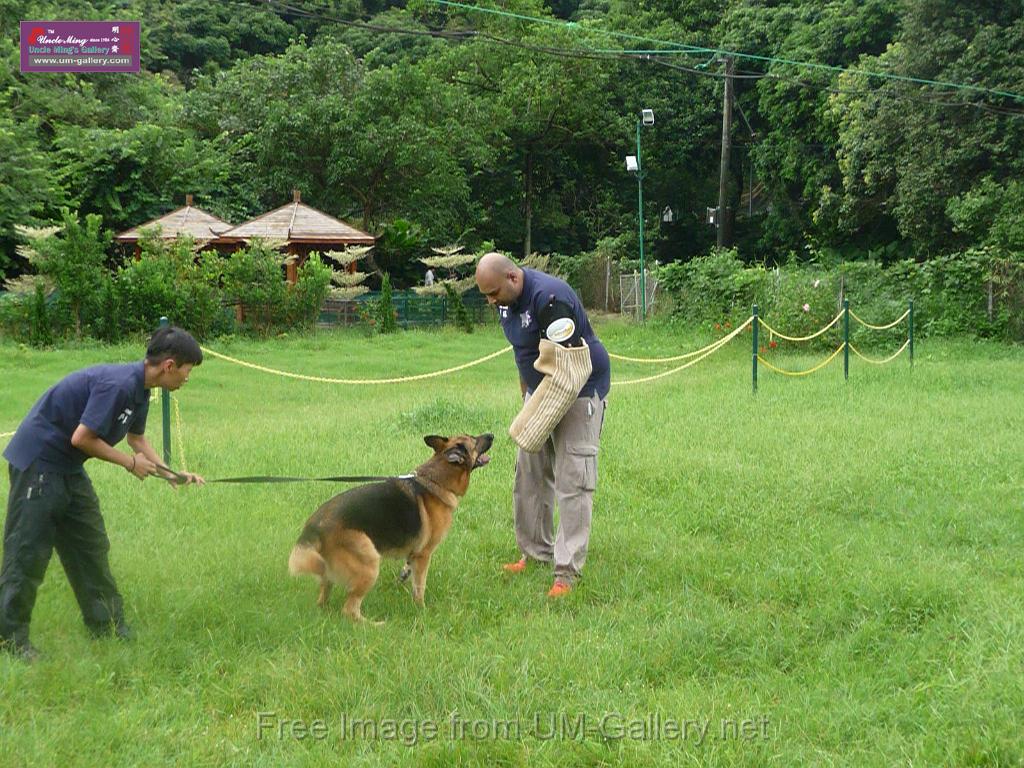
[430,0,1024,104]
[248,0,1024,117]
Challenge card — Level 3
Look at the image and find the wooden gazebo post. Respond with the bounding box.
[286,189,301,284]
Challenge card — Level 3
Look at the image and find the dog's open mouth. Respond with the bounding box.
[474,453,491,468]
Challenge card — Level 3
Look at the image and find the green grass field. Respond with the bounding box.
[1,319,1022,766]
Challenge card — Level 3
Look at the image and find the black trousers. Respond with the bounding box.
[0,463,124,644]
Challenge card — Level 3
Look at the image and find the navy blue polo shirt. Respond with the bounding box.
[498,268,610,399]
[3,362,150,473]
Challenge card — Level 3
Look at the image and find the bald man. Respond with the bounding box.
[475,253,609,597]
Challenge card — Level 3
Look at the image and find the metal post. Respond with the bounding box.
[636,119,646,322]
[908,300,914,366]
[843,299,850,381]
[159,316,171,465]
[752,304,759,394]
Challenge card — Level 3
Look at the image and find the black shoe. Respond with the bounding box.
[88,620,134,641]
[1,638,40,663]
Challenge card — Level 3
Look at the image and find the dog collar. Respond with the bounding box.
[413,474,460,508]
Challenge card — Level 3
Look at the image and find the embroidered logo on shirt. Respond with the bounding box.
[520,310,532,328]
[545,317,576,343]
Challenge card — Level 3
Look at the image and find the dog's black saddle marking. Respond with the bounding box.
[328,477,424,552]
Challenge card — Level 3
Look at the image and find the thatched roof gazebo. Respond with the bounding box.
[217,190,376,282]
[114,195,231,255]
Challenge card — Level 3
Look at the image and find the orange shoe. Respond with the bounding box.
[502,556,528,574]
[547,580,572,598]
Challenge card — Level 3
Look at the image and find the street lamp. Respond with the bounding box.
[626,108,654,320]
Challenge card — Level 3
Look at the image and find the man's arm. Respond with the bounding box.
[71,424,156,480]
[126,432,204,485]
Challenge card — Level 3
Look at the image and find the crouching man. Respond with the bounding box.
[0,326,204,661]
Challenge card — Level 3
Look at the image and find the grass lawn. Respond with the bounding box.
[1,319,1022,766]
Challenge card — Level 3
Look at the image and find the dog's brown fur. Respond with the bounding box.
[288,433,493,623]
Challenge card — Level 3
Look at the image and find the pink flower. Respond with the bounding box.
[802,303,810,312]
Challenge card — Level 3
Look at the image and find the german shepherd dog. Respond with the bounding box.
[289,434,493,623]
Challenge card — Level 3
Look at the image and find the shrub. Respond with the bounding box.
[658,248,771,327]
[374,272,399,334]
[17,210,110,339]
[657,245,1024,343]
[288,252,333,329]
[222,240,291,335]
[444,282,474,334]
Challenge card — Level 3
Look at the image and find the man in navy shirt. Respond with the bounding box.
[475,252,609,598]
[1,326,204,661]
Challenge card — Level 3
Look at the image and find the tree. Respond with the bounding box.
[0,115,62,276]
[322,245,373,299]
[415,244,477,296]
[16,211,111,339]
[830,4,1024,256]
[374,272,399,334]
[430,15,626,257]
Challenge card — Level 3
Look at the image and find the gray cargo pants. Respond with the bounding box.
[512,393,606,583]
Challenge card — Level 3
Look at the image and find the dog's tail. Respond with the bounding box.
[289,530,327,577]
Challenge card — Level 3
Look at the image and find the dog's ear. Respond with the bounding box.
[424,435,449,452]
[444,447,467,465]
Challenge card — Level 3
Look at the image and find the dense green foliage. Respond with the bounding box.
[0,215,334,342]
[3,0,1024,282]
[443,281,474,334]
[372,271,400,334]
[659,247,1024,345]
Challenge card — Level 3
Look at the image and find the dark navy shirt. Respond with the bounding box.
[3,362,150,473]
[498,269,610,399]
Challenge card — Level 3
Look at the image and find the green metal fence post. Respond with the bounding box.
[843,298,850,381]
[159,316,171,465]
[752,304,759,394]
[908,300,914,367]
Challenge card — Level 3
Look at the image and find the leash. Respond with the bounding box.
[210,474,414,484]
[149,463,411,486]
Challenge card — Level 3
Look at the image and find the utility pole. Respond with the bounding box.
[717,56,734,248]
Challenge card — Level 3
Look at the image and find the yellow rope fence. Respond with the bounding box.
[607,322,750,363]
[172,394,189,471]
[849,308,910,331]
[758,311,843,342]
[612,318,753,386]
[849,340,911,365]
[756,303,911,379]
[199,345,512,385]
[0,431,14,440]
[757,344,846,377]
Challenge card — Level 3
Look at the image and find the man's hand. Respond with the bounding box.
[175,471,205,486]
[153,464,205,487]
[129,452,157,480]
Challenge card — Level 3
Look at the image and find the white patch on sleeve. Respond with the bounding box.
[546,317,576,343]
